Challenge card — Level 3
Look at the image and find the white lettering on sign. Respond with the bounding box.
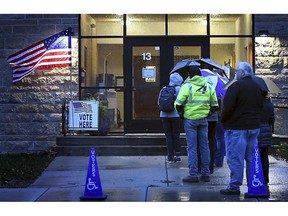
[255,147,259,174]
[141,52,151,60]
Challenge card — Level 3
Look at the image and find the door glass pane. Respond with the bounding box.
[168,14,207,35]
[210,14,252,35]
[80,38,123,88]
[127,14,165,35]
[132,46,160,120]
[80,38,124,133]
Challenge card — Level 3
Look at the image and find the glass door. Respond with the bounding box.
[124,37,209,133]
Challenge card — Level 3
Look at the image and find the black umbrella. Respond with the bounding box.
[195,58,229,79]
[169,59,200,79]
[169,58,229,79]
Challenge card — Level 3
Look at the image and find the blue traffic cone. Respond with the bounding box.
[244,145,269,198]
[80,148,107,201]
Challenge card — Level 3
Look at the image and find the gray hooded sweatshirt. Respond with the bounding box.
[159,72,183,118]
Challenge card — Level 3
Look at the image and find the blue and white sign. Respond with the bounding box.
[68,101,99,130]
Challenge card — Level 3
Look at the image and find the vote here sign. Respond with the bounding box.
[68,101,99,131]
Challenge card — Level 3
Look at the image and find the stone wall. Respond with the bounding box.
[254,14,288,136]
[0,14,79,154]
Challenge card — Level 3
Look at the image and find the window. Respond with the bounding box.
[210,37,253,79]
[168,14,207,35]
[81,14,123,36]
[210,14,252,35]
[126,14,165,35]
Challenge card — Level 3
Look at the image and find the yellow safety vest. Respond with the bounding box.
[175,75,218,120]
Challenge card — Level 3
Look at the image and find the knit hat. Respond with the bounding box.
[188,66,201,78]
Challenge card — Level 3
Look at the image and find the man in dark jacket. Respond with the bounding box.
[220,61,263,195]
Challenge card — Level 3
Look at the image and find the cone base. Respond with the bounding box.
[80,195,107,201]
[244,192,270,198]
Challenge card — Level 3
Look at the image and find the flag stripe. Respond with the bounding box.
[10,48,46,66]
[7,42,44,62]
[7,28,72,83]
[12,57,71,75]
[10,49,71,70]
[11,50,71,71]
[10,51,47,70]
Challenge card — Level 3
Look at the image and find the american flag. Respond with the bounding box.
[73,102,85,113]
[7,27,72,83]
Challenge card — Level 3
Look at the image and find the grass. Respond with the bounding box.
[0,151,56,188]
[270,144,288,162]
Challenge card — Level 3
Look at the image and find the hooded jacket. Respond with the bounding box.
[158,72,183,118]
[258,97,275,147]
[174,75,218,120]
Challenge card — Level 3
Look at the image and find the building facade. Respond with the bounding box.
[0,14,287,154]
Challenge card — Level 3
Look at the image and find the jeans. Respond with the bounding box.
[197,121,217,173]
[224,128,260,191]
[184,118,210,177]
[161,117,181,161]
[214,120,225,167]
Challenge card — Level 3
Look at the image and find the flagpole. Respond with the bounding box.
[68,27,72,100]
[67,27,73,136]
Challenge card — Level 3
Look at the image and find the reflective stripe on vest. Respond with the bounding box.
[186,83,217,106]
[180,82,217,119]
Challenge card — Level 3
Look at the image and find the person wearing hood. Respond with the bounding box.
[158,72,183,163]
[175,66,218,183]
[258,90,275,189]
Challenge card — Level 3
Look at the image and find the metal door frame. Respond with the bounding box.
[124,36,210,133]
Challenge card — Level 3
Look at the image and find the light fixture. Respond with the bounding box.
[258,30,269,37]
[256,30,270,44]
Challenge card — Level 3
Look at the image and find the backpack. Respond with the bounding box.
[158,85,176,112]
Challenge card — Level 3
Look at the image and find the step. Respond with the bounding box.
[55,134,187,156]
[55,134,288,156]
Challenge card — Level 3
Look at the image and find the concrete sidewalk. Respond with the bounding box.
[1,155,288,202]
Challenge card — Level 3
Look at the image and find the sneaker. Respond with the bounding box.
[200,175,210,182]
[174,156,181,163]
[167,157,174,164]
[182,175,199,183]
[220,188,240,195]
